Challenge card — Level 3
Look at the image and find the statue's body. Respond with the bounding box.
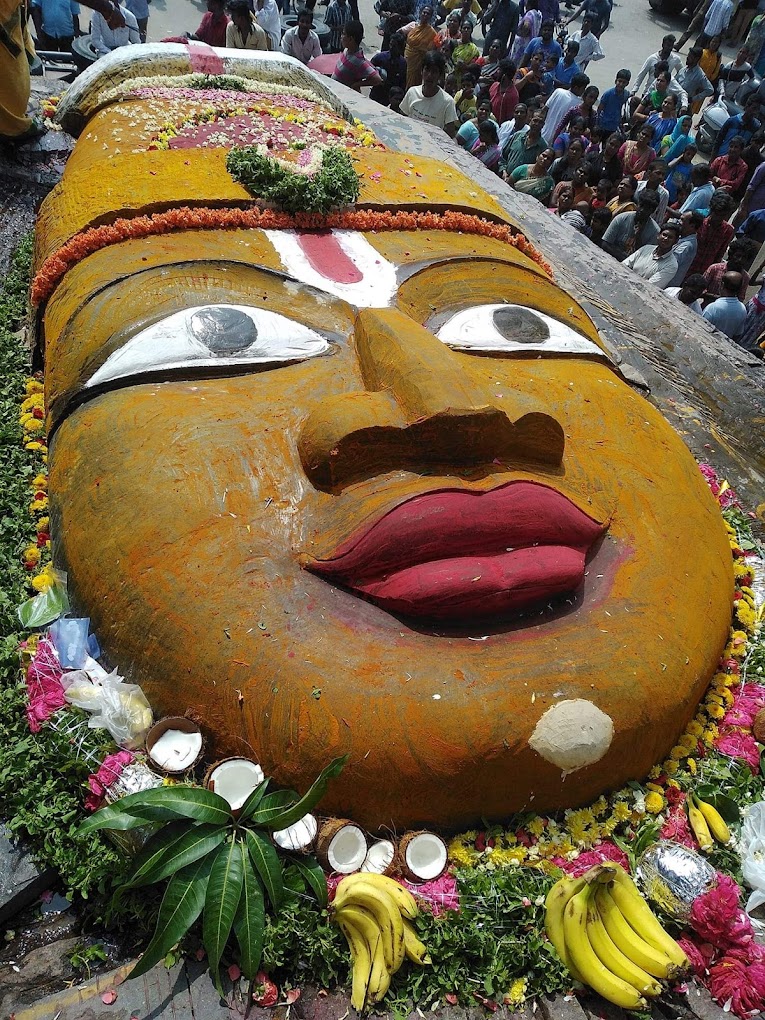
[38,48,733,830]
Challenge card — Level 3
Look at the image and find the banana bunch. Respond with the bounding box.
[332,873,430,1012]
[545,863,689,1010]
[687,795,730,851]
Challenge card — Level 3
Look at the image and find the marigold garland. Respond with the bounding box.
[31,207,552,306]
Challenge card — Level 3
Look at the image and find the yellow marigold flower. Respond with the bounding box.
[645,792,665,814]
[31,473,47,488]
[648,765,662,780]
[591,795,608,817]
[669,745,687,761]
[29,498,48,513]
[448,840,477,868]
[506,978,527,1007]
[613,801,631,821]
[37,516,49,532]
[687,757,697,775]
[25,441,43,451]
[601,817,618,836]
[491,846,527,866]
[24,418,44,433]
[31,563,56,592]
[23,545,41,566]
[25,379,44,394]
[707,703,725,720]
[527,817,546,837]
[663,760,678,775]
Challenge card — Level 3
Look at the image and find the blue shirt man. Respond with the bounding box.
[553,41,581,87]
[713,105,762,158]
[521,25,562,66]
[30,0,79,43]
[597,70,630,132]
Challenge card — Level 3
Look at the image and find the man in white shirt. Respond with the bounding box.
[400,49,458,137]
[497,103,528,150]
[281,9,322,62]
[665,274,707,313]
[541,71,589,144]
[665,210,703,287]
[623,223,681,288]
[635,160,670,226]
[255,0,281,49]
[632,35,683,95]
[570,16,603,69]
[702,271,748,339]
[91,1,139,54]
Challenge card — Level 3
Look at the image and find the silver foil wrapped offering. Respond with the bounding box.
[104,760,164,855]
[748,554,765,615]
[637,841,716,922]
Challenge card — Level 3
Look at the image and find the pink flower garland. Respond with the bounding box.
[25,638,66,732]
[550,841,630,877]
[84,749,134,812]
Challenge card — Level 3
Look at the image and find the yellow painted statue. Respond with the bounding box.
[33,47,733,831]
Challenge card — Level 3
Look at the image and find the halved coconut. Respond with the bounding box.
[205,757,264,812]
[399,831,447,883]
[361,839,396,875]
[272,813,318,853]
[146,716,203,774]
[315,818,367,874]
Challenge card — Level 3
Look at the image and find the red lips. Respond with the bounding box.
[305,482,606,621]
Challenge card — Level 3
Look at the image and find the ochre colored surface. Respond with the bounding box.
[34,148,515,271]
[41,78,734,829]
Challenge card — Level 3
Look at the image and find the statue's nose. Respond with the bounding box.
[298,308,564,492]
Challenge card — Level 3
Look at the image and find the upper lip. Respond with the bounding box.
[304,481,605,587]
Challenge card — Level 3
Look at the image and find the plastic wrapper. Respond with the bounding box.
[637,841,716,922]
[748,553,765,614]
[104,760,164,855]
[62,671,153,749]
[17,574,70,629]
[48,617,100,668]
[739,803,765,937]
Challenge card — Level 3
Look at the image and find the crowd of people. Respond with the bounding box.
[14,0,765,353]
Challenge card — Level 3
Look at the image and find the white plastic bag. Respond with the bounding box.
[739,803,765,918]
[62,670,153,749]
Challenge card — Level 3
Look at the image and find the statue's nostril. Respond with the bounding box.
[492,307,551,345]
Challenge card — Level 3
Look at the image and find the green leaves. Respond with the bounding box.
[292,856,328,909]
[245,829,284,910]
[261,756,348,831]
[127,824,228,889]
[234,841,265,980]
[248,789,299,827]
[78,786,232,834]
[226,146,361,214]
[204,837,244,993]
[238,778,270,822]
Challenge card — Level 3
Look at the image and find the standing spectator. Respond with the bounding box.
[717,47,755,99]
[570,16,603,69]
[542,70,588,143]
[711,135,748,193]
[489,59,519,122]
[676,47,713,113]
[454,66,479,119]
[559,82,598,133]
[123,0,147,41]
[30,0,79,51]
[736,272,765,350]
[666,209,703,286]
[436,10,461,62]
[632,35,683,96]
[631,67,685,126]
[511,0,540,64]
[663,115,694,161]
[470,119,502,171]
[477,39,503,86]
[699,35,723,92]
[281,8,322,62]
[370,31,407,102]
[451,15,480,85]
[597,69,630,133]
[666,274,708,313]
[190,0,229,47]
[536,0,560,24]
[553,113,585,155]
[687,191,737,276]
[401,4,438,87]
[645,94,679,151]
[623,223,682,287]
[703,237,757,298]
[481,0,518,57]
[332,20,382,87]
[400,48,459,135]
[712,95,762,158]
[377,0,415,49]
[675,0,712,51]
[254,0,281,49]
[636,159,670,225]
[590,206,613,245]
[514,48,545,101]
[702,271,748,339]
[584,132,622,185]
[699,0,734,47]
[736,205,765,242]
[501,107,547,174]
[601,191,661,261]
[91,1,139,53]
[552,38,581,88]
[550,135,585,185]
[226,0,268,47]
[733,142,765,225]
[563,0,610,36]
[520,19,561,65]
[618,123,656,177]
[607,175,639,216]
[744,10,765,76]
[324,0,351,53]
[678,164,715,214]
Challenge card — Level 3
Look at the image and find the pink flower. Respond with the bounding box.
[95,750,134,787]
[660,804,697,848]
[550,842,630,877]
[715,732,760,772]
[691,874,754,951]
[402,873,459,915]
[678,937,712,976]
[25,639,66,731]
[252,972,278,1007]
[708,952,765,1017]
[723,687,765,728]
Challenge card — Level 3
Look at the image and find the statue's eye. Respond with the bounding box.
[436,304,606,358]
[85,304,329,389]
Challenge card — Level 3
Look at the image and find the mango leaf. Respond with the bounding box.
[260,756,348,830]
[237,779,270,823]
[292,855,328,908]
[125,820,190,888]
[129,854,213,980]
[234,843,265,981]
[126,824,228,888]
[203,836,244,995]
[248,789,299,826]
[245,828,283,910]
[79,786,232,833]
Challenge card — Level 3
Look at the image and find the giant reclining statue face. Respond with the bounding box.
[36,47,733,830]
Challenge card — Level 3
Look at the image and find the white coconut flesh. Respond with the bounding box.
[149,729,202,771]
[405,833,447,881]
[361,839,395,874]
[328,825,367,873]
[273,813,318,852]
[208,759,265,811]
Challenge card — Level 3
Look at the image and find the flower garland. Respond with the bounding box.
[19,376,52,590]
[93,75,338,113]
[31,207,552,306]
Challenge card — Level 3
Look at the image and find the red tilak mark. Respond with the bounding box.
[296,230,363,284]
[187,42,224,75]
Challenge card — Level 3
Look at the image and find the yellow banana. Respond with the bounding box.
[338,873,418,919]
[366,923,392,1004]
[696,798,731,844]
[402,918,430,965]
[585,895,663,997]
[334,880,405,974]
[595,886,678,980]
[687,796,714,852]
[544,874,587,981]
[335,911,374,1011]
[563,885,648,1010]
[607,867,689,971]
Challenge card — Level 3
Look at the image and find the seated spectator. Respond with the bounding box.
[497,101,528,150]
[469,118,501,172]
[226,0,269,48]
[618,124,656,178]
[551,181,576,215]
[631,68,674,127]
[591,177,611,208]
[607,175,639,217]
[91,1,139,54]
[666,209,703,288]
[710,135,748,194]
[333,20,383,88]
[662,116,694,161]
[553,39,581,89]
[636,159,670,226]
[551,160,592,206]
[559,83,599,136]
[400,48,459,136]
[601,191,661,261]
[702,271,748,340]
[282,8,322,62]
[436,10,462,64]
[678,164,715,216]
[584,131,622,186]
[597,69,630,135]
[508,145,556,202]
[665,274,707,314]
[370,33,408,102]
[561,200,592,235]
[711,95,762,159]
[645,94,679,152]
[665,142,697,204]
[550,136,585,185]
[30,0,80,52]
[687,190,737,276]
[489,59,519,124]
[389,85,406,111]
[454,66,479,120]
[703,237,758,300]
[457,96,496,148]
[553,114,586,158]
[590,206,613,246]
[500,108,547,176]
[623,223,681,287]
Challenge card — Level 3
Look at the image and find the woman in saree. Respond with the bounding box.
[451,16,480,88]
[508,146,556,202]
[606,174,639,216]
[401,4,439,88]
[436,10,461,69]
[618,123,656,178]
[662,115,693,161]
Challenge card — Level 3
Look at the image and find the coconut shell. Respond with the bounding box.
[145,716,204,774]
[203,756,264,814]
[361,838,397,876]
[397,830,447,883]
[315,817,367,873]
[754,708,765,744]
